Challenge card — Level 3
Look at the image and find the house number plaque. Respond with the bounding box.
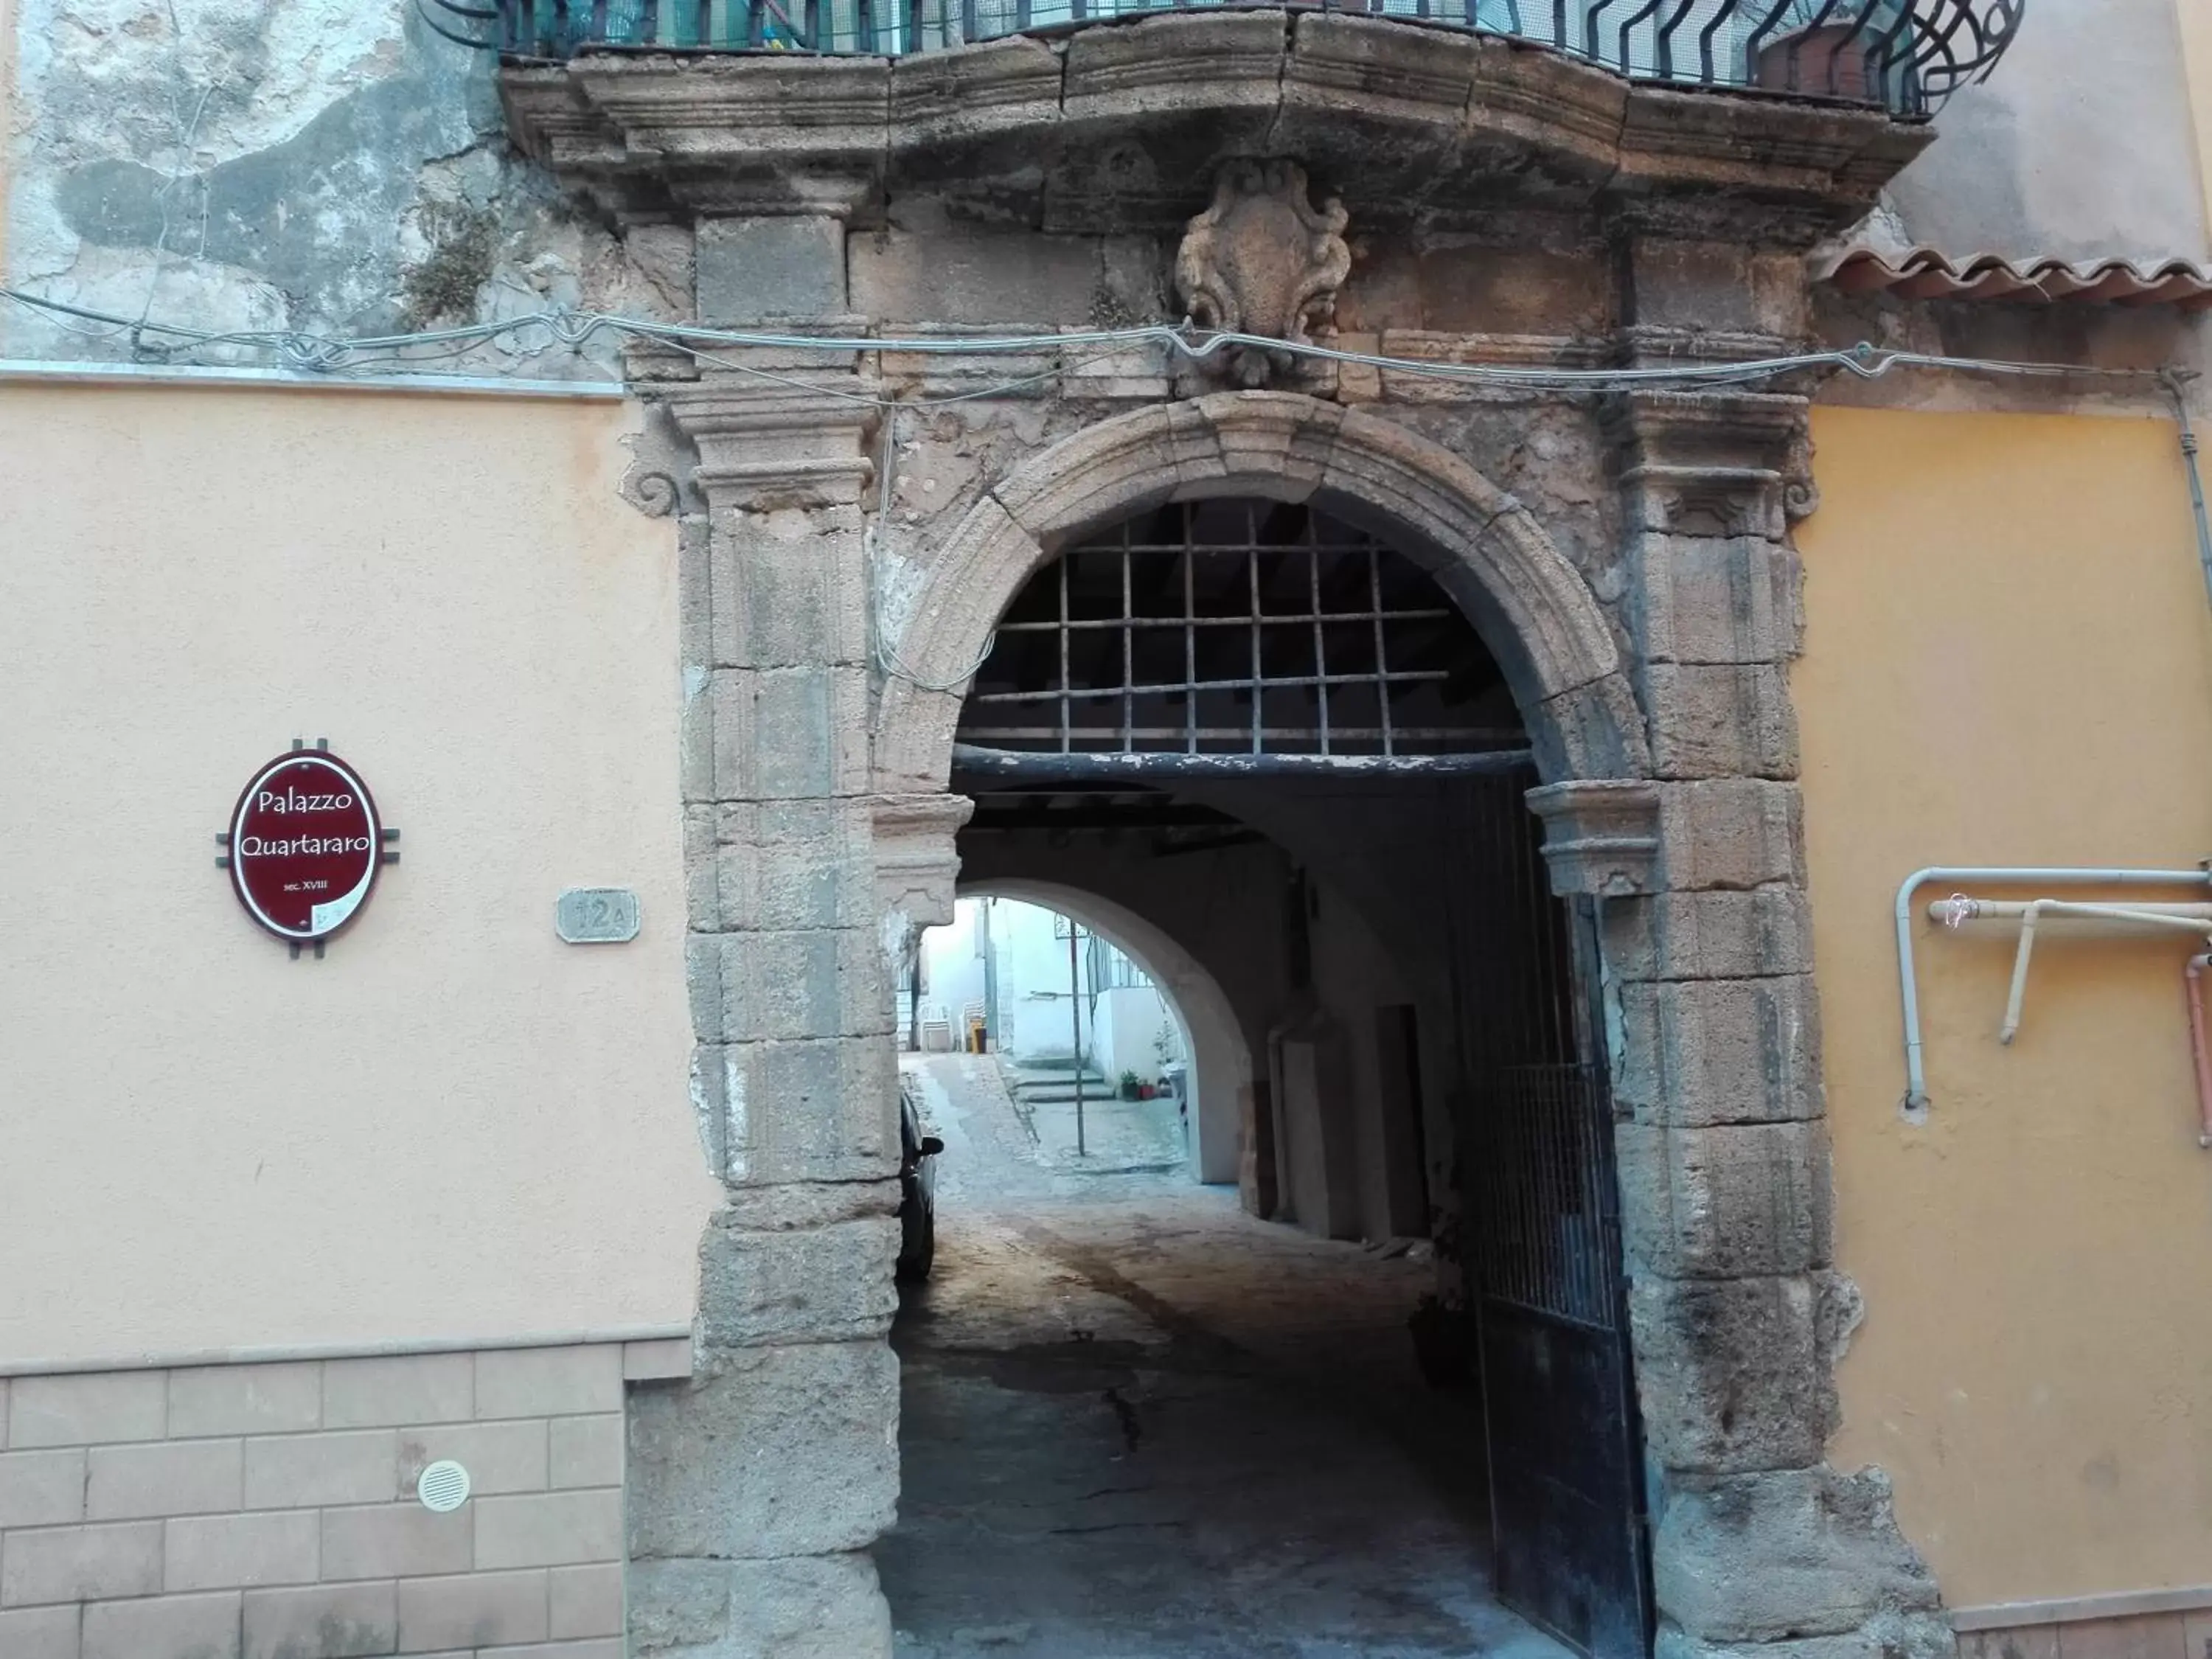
[556,888,641,944]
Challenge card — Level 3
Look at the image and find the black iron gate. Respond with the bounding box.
[1450,771,1652,1659]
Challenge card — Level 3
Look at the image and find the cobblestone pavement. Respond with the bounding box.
[880,1056,1569,1659]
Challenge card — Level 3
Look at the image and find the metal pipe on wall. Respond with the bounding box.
[1894,866,2212,1113]
[2186,954,2212,1150]
[2161,370,2212,615]
[1979,901,2212,1045]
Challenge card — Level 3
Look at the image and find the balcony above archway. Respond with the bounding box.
[497,5,1997,237]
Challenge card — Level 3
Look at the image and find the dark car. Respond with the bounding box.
[896,1084,944,1283]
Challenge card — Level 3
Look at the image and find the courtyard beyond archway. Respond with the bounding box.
[880,1054,1576,1659]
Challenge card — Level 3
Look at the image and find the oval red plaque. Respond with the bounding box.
[227,751,384,942]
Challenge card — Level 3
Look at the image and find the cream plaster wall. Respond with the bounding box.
[0,383,717,1366]
[1882,0,2210,266]
[1797,404,2212,1607]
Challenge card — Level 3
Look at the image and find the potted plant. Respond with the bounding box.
[1118,1069,1142,1101]
[1750,0,1902,102]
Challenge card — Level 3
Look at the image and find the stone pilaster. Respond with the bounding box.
[1584,386,1947,1659]
[627,356,902,1659]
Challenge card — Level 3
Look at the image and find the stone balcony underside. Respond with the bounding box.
[501,10,1930,238]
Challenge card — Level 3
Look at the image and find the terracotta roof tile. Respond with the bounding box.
[1812,246,2212,309]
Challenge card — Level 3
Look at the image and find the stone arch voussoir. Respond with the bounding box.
[874,392,1649,793]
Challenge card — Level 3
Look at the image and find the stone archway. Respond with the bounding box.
[636,372,1946,1659]
[958,876,1256,1186]
[872,391,1649,796]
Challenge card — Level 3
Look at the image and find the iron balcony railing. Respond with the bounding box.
[467,0,2021,116]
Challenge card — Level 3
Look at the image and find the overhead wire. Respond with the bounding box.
[0,282,2175,696]
[0,286,2168,402]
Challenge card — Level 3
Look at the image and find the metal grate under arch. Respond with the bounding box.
[954,498,1526,769]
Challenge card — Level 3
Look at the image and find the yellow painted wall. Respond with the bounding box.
[0,382,719,1366]
[1798,404,2212,1609]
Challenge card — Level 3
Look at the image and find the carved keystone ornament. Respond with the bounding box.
[1175,159,1351,388]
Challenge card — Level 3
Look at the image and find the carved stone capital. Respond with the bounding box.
[1175,159,1350,388]
[872,793,974,931]
[1606,389,1811,541]
[1527,779,1662,898]
[653,370,879,510]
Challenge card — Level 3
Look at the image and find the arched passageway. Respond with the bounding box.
[877,480,1648,1659]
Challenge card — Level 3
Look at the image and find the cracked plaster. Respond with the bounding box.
[4,0,678,372]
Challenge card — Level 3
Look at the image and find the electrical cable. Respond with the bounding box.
[0,286,2167,402]
[0,282,2174,698]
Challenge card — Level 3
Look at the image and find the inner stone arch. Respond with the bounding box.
[953,875,1255,1184]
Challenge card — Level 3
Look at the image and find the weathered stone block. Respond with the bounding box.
[681,664,722,808]
[1629,1275,1823,1475]
[1622,240,1810,341]
[0,1604,82,1659]
[169,1364,320,1439]
[849,223,1105,325]
[318,1502,471,1581]
[1,1519,162,1605]
[88,1436,244,1519]
[7,1371,165,1448]
[696,217,847,323]
[1656,1611,1955,1659]
[476,1488,623,1569]
[1629,533,1799,667]
[1613,977,1823,1126]
[677,514,716,672]
[697,1204,900,1349]
[703,801,876,933]
[712,928,887,1044]
[1615,1120,1832,1279]
[709,507,869,669]
[1604,889,1814,984]
[321,1353,473,1430]
[1533,671,1652,787]
[550,1414,624,1491]
[627,1343,900,1560]
[550,1560,625,1638]
[243,1582,401,1659]
[1642,664,1798,781]
[83,1589,243,1659]
[631,1551,892,1658]
[1649,1467,1938,1644]
[165,1509,320,1590]
[396,1569,548,1648]
[707,667,872,801]
[476,1346,624,1419]
[692,1038,899,1186]
[0,1448,86,1528]
[1656,779,1804,892]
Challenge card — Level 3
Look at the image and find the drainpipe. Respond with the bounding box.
[1895,866,2212,1115]
[2161,369,2212,614]
[2187,955,2212,1149]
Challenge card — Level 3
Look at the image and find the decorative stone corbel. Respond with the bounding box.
[1526,779,1661,898]
[1175,159,1350,389]
[871,793,974,931]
